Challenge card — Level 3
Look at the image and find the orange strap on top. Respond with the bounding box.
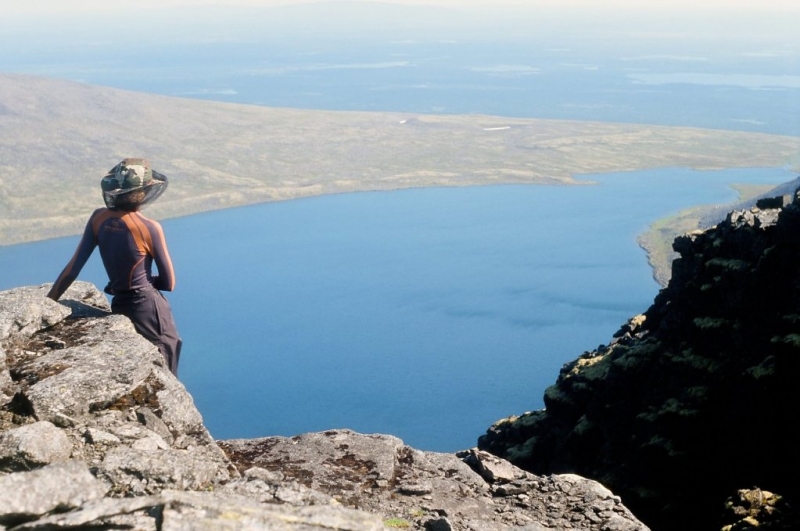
[92,210,153,256]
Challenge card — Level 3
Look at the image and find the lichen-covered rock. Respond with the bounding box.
[220,429,648,531]
[0,285,72,341]
[720,488,800,531]
[157,490,385,531]
[219,466,337,506]
[0,421,72,471]
[0,460,109,527]
[8,496,161,531]
[20,314,161,421]
[6,491,385,531]
[479,190,800,530]
[97,446,227,495]
[0,345,13,402]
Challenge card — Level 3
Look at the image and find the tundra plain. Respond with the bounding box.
[2,73,799,252]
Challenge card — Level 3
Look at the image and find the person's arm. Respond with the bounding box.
[149,220,176,292]
[46,215,98,301]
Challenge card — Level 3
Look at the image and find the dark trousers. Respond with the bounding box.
[112,286,182,376]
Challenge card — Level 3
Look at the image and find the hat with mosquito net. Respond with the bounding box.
[100,158,168,210]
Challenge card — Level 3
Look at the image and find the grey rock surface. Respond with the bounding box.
[0,460,108,527]
[157,490,385,531]
[219,466,337,507]
[219,430,648,530]
[0,421,72,471]
[7,491,385,531]
[0,345,12,402]
[98,446,226,495]
[9,495,161,531]
[21,313,160,421]
[0,285,72,340]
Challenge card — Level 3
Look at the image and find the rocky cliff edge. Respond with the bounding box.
[480,189,800,531]
[0,282,647,530]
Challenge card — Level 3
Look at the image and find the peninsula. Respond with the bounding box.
[1,73,799,248]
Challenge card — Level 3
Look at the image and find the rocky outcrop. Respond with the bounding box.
[219,430,644,530]
[479,188,800,530]
[0,282,648,530]
[0,283,379,530]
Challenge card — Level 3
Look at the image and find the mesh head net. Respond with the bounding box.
[102,170,168,211]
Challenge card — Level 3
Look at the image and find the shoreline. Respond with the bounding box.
[2,74,800,248]
[6,170,794,296]
[4,162,798,249]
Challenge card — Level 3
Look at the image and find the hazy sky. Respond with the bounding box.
[1,0,798,14]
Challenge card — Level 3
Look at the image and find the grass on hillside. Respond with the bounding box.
[638,183,780,286]
[2,74,800,248]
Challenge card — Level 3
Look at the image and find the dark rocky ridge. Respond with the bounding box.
[0,283,647,530]
[480,188,800,530]
[698,175,800,228]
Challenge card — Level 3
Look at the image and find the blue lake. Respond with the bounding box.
[2,4,798,451]
[0,166,792,451]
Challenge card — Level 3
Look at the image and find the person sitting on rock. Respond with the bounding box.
[47,158,182,376]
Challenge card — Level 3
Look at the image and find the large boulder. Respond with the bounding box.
[0,285,72,340]
[0,421,72,471]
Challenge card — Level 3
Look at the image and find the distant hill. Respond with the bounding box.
[1,73,799,246]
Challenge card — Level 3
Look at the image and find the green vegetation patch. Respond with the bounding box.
[771,334,800,348]
[685,386,710,402]
[674,349,724,373]
[384,518,412,528]
[705,258,749,271]
[638,182,781,286]
[657,398,700,419]
[693,317,730,329]
[745,356,777,380]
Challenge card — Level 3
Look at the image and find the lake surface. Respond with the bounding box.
[0,166,791,451]
[1,4,797,452]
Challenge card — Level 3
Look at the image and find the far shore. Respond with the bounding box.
[2,73,799,259]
